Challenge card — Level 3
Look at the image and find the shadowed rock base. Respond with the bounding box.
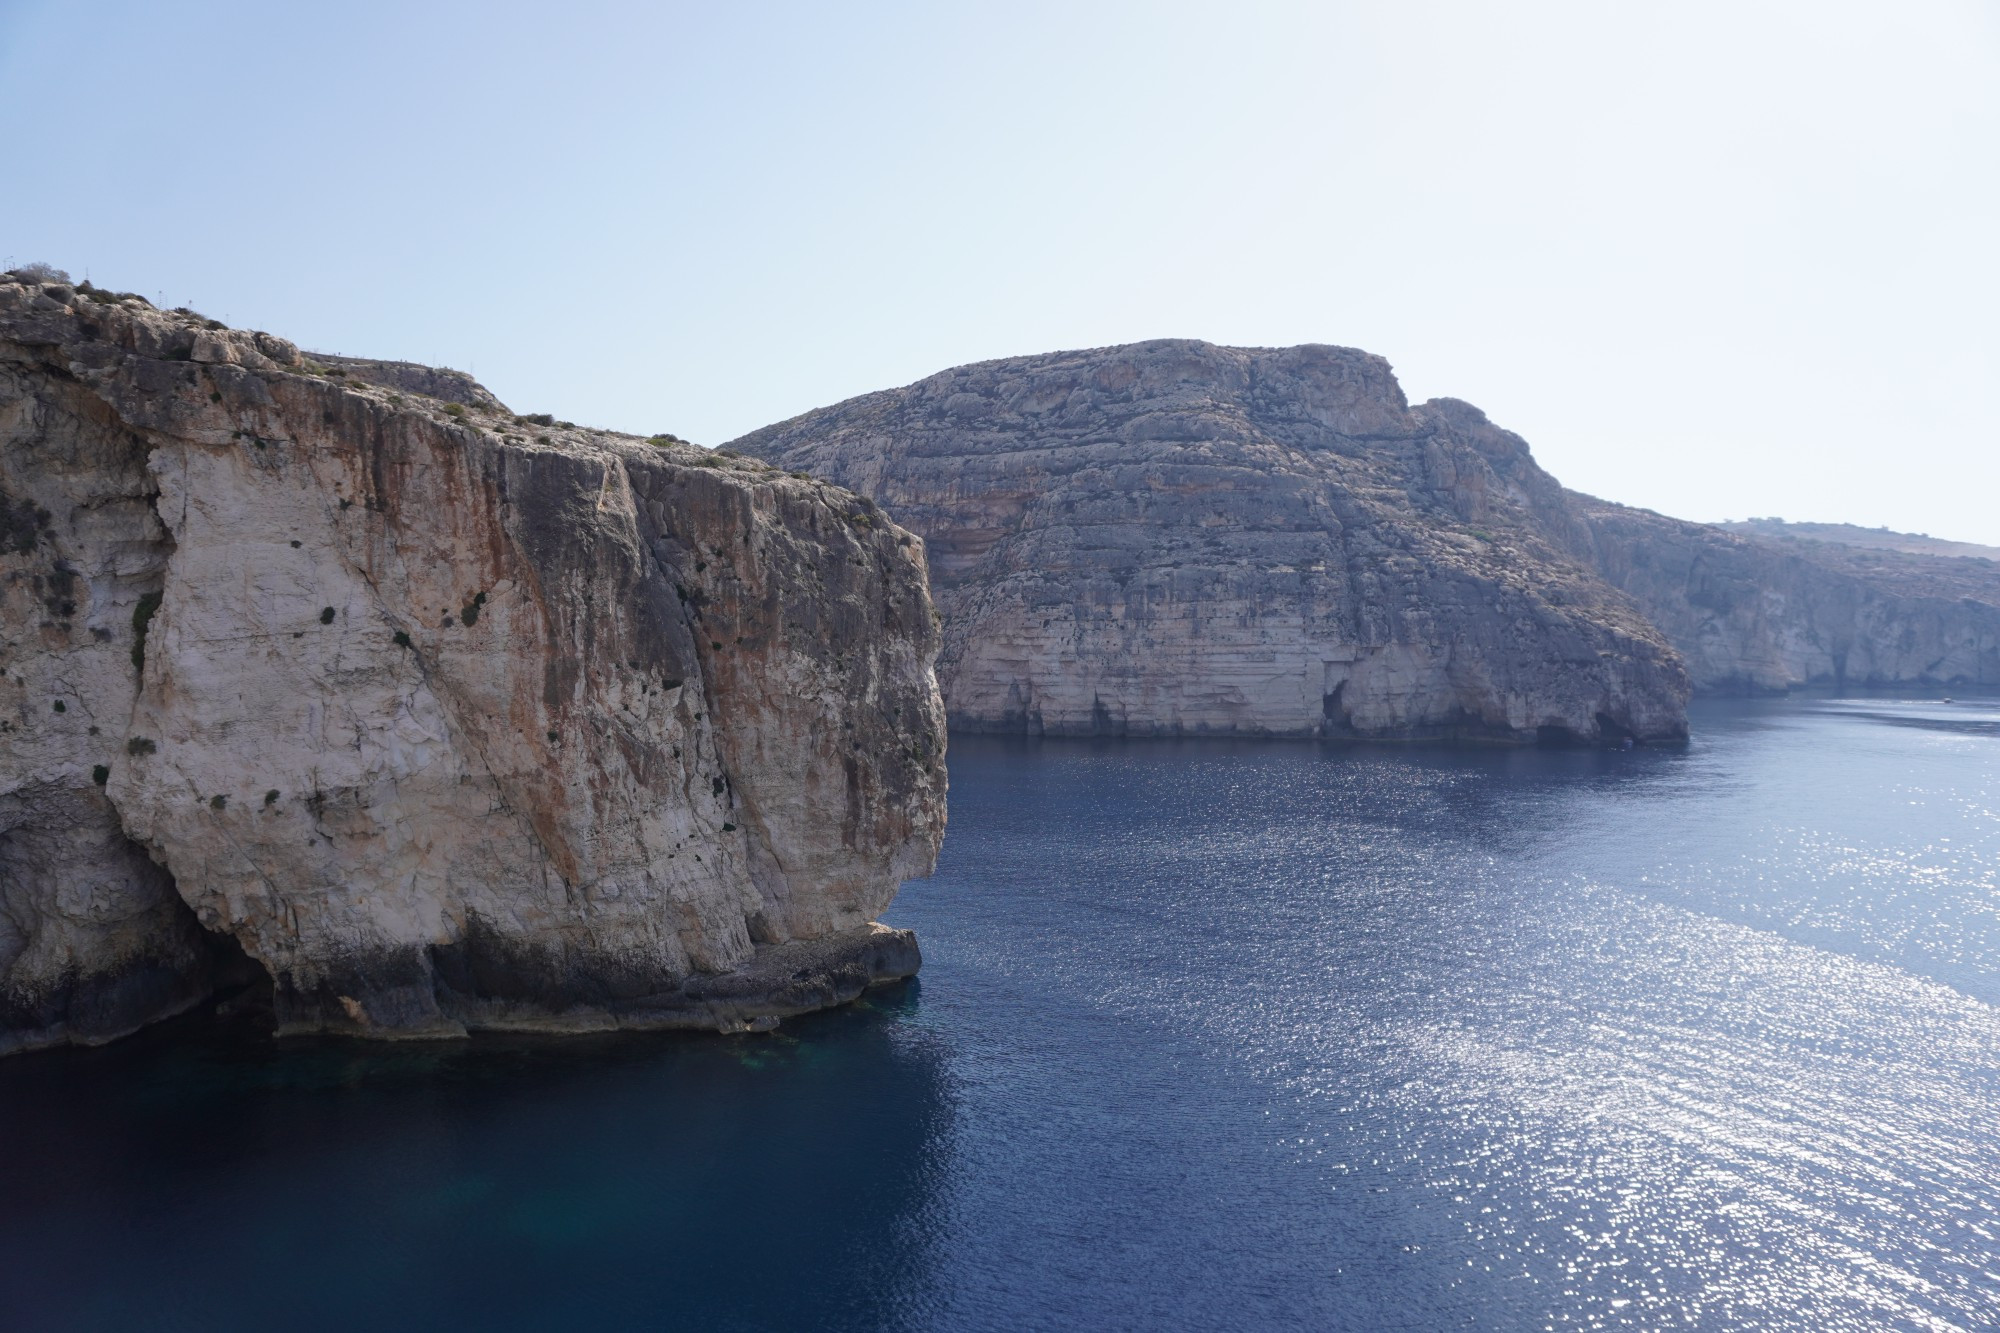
[0,947,214,1058]
[606,922,921,1035]
[271,924,922,1040]
[0,802,231,1058]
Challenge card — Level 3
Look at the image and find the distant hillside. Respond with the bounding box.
[736,340,2000,708]
[1720,519,2000,564]
[1571,498,2000,691]
[736,338,1694,743]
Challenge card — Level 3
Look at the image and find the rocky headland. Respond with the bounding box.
[734,341,1692,743]
[0,273,945,1055]
[735,340,1998,722]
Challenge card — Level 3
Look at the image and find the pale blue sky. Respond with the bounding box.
[3,1,1995,541]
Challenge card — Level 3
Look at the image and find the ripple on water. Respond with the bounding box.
[2,695,1996,1332]
[892,698,2000,1330]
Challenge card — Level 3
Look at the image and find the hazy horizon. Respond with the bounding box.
[3,1,1994,542]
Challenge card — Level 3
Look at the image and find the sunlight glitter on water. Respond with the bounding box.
[889,696,2000,1329]
[3,695,1996,1332]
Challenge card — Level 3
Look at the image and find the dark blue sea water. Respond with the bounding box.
[4,696,1998,1332]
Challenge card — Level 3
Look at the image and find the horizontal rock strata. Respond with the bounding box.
[1573,497,2000,692]
[735,340,1691,743]
[0,274,944,1053]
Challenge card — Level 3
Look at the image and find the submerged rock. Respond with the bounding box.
[734,340,1691,743]
[0,275,944,1053]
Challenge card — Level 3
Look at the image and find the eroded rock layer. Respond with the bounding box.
[735,340,1691,742]
[0,276,945,1053]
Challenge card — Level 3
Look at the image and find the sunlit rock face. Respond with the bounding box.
[0,274,945,1053]
[734,340,1691,743]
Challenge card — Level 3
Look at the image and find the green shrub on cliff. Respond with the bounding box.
[130,592,162,670]
[1,490,52,555]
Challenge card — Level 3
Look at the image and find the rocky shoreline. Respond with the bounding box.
[7,298,1992,1058]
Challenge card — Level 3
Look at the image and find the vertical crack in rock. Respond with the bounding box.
[0,303,215,1054]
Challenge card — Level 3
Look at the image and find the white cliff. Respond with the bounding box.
[0,272,946,1053]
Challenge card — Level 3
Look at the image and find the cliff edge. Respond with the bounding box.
[0,274,945,1054]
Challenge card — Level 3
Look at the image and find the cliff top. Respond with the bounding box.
[0,268,792,488]
[1720,518,2000,564]
[1571,493,2000,610]
[734,337,1419,458]
[308,354,509,412]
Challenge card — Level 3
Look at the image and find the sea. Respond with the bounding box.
[3,695,1996,1331]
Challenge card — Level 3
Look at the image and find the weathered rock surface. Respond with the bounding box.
[312,353,508,411]
[735,340,1691,742]
[0,275,945,1054]
[1573,498,2000,692]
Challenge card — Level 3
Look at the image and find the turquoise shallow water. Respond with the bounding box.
[3,696,1997,1331]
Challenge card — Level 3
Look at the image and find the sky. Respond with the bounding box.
[2,1,1995,541]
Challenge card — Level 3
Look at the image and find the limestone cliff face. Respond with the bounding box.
[0,275,945,1054]
[734,340,1690,743]
[1572,497,2000,692]
[0,336,219,1054]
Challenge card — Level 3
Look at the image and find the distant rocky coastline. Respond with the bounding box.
[1718,517,2000,565]
[0,272,945,1055]
[1574,499,2000,693]
[735,340,1998,729]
